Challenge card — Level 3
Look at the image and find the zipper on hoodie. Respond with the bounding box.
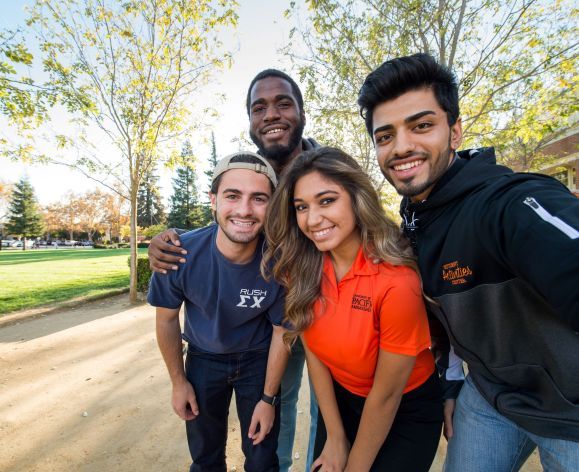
[523,197,579,239]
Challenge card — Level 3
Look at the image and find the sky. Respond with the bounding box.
[1,0,310,205]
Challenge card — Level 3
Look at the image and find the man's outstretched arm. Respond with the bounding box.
[493,183,579,329]
[148,229,188,274]
[248,324,290,445]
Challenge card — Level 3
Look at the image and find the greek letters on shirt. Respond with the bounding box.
[236,289,267,308]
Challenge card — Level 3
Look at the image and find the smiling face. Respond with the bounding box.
[249,76,306,171]
[210,168,271,250]
[293,171,360,259]
[372,88,462,202]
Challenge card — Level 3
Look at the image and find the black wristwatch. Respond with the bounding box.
[261,392,279,407]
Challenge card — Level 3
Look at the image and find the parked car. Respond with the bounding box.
[7,240,34,248]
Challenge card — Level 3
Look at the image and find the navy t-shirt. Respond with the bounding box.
[148,225,285,354]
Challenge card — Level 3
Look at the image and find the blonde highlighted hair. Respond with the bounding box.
[262,147,416,346]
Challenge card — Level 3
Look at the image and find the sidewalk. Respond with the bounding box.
[0,295,543,471]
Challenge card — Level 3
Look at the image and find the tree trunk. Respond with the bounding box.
[129,189,138,303]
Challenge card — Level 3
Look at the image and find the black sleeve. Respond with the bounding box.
[486,180,579,330]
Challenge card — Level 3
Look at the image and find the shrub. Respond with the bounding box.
[128,255,152,293]
[94,243,118,249]
[137,241,150,248]
[143,224,168,240]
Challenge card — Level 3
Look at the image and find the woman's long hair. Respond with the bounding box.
[262,147,416,346]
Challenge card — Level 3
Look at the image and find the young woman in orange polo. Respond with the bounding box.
[263,147,442,471]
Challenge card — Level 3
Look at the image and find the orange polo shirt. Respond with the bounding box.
[303,247,434,397]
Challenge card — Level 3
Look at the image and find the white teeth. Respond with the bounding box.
[266,128,284,134]
[313,228,331,238]
[394,160,423,171]
[231,220,254,227]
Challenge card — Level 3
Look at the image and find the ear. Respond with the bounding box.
[450,117,463,151]
[210,192,217,212]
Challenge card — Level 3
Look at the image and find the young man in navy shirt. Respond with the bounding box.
[148,152,288,471]
[148,69,319,472]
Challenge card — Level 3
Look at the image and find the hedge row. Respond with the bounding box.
[127,255,153,293]
[94,242,149,249]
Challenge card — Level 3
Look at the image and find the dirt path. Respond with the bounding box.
[0,295,541,471]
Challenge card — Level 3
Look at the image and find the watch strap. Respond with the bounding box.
[261,392,279,406]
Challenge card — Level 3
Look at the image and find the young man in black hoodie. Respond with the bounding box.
[358,53,579,470]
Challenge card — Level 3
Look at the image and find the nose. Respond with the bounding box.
[237,197,253,217]
[392,129,415,157]
[264,104,281,122]
[307,206,323,228]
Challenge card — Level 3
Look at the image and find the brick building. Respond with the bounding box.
[538,128,578,197]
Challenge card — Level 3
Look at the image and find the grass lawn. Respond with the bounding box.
[0,248,146,315]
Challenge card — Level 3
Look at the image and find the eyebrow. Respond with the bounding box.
[250,94,296,108]
[293,190,339,202]
[251,192,271,199]
[373,110,436,136]
[222,188,270,198]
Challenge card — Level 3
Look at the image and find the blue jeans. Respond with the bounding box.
[445,375,579,472]
[185,345,280,472]
[277,337,318,472]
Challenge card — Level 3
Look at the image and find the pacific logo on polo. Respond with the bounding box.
[236,289,267,308]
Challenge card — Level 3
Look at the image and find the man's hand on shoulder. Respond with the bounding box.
[148,228,187,274]
[172,379,199,421]
[248,399,275,445]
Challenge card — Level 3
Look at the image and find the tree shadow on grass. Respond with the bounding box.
[0,275,130,314]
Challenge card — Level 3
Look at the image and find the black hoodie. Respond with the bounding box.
[401,147,579,441]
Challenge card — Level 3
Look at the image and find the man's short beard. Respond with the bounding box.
[250,120,305,167]
[215,212,261,245]
[383,144,454,199]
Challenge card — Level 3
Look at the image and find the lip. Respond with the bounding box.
[310,226,335,241]
[229,219,258,231]
[261,123,289,136]
[388,157,426,179]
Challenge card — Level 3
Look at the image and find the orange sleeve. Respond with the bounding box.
[378,269,431,356]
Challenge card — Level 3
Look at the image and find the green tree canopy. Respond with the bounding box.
[6,177,44,247]
[0,29,51,134]
[21,0,238,301]
[168,140,211,229]
[285,0,578,185]
[204,131,219,194]
[137,167,166,227]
